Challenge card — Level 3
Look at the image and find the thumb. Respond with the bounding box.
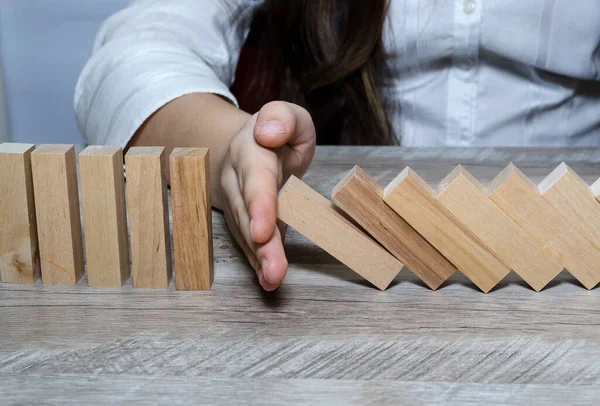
[253,101,316,154]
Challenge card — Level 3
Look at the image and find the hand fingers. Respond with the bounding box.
[240,102,315,244]
[255,223,288,291]
[230,118,281,245]
[253,101,316,159]
[237,162,290,289]
[241,163,280,245]
[221,164,287,290]
[221,166,259,266]
[222,206,259,271]
[238,161,290,288]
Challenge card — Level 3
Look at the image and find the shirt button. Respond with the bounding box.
[463,0,476,14]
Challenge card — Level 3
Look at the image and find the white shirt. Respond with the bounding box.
[75,0,600,148]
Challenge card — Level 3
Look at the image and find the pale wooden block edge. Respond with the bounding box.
[592,177,600,202]
[279,175,402,290]
[0,143,40,284]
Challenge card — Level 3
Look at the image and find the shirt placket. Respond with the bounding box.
[447,0,481,146]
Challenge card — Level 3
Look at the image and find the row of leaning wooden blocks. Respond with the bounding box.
[277,164,600,293]
[0,143,213,290]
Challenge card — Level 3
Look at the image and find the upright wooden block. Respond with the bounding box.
[31,144,84,285]
[0,143,40,284]
[383,168,510,293]
[539,163,600,252]
[488,164,600,289]
[278,175,402,290]
[170,148,213,290]
[125,147,172,289]
[331,166,455,289]
[437,166,563,291]
[79,146,130,287]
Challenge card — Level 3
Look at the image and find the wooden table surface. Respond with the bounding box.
[3,147,600,405]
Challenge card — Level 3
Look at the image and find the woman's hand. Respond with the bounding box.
[220,101,316,291]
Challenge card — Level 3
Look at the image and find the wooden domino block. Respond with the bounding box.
[0,143,40,284]
[331,166,455,289]
[488,164,600,289]
[125,147,172,289]
[383,168,510,293]
[79,146,130,287]
[170,148,213,290]
[437,166,563,291]
[278,175,402,290]
[539,163,600,251]
[31,144,84,285]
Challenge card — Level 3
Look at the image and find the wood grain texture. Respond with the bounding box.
[79,146,130,288]
[539,163,600,252]
[488,164,600,290]
[331,166,455,289]
[30,144,84,285]
[0,143,40,284]
[3,147,600,405]
[383,167,510,293]
[2,374,598,406]
[437,166,563,291]
[125,147,172,289]
[169,148,213,290]
[279,175,402,290]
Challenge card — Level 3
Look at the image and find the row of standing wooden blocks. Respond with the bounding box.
[0,143,213,290]
[278,165,600,292]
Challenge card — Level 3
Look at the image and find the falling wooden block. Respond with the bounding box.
[437,166,563,291]
[488,164,600,289]
[331,166,455,289]
[79,146,130,287]
[0,143,40,284]
[383,168,510,293]
[279,175,402,290]
[539,163,600,252]
[170,148,213,290]
[31,144,84,285]
[125,147,172,289]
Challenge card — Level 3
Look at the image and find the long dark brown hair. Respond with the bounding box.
[230,0,396,145]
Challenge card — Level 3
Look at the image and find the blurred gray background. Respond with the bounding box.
[0,0,130,144]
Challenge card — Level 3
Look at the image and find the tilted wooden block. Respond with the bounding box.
[278,175,402,290]
[31,144,84,285]
[488,164,600,289]
[437,166,563,291]
[170,148,214,290]
[79,146,130,288]
[383,168,510,293]
[539,163,600,252]
[0,143,40,284]
[331,166,455,289]
[125,147,172,289]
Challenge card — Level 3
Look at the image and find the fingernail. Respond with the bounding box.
[258,120,286,135]
[261,259,270,283]
[258,271,267,289]
[250,218,257,238]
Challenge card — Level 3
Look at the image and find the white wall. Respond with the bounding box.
[0,0,129,144]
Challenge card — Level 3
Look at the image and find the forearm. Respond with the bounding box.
[128,93,250,209]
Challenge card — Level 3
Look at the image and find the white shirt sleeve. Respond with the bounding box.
[74,0,263,147]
